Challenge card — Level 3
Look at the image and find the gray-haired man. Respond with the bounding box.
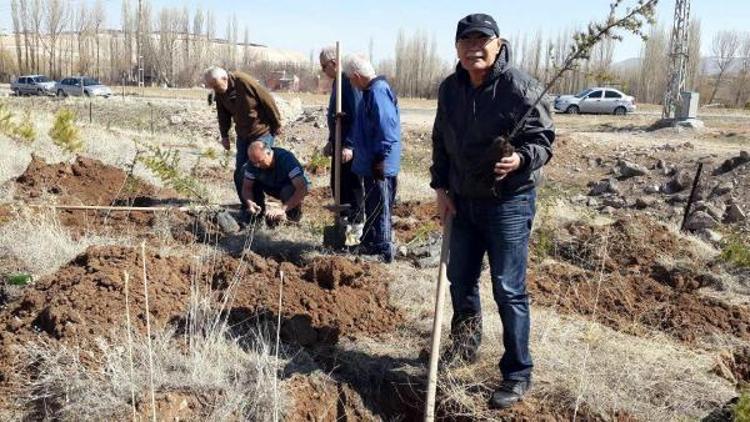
[319,46,365,234]
[204,66,282,218]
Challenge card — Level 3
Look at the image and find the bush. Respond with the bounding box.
[720,236,750,269]
[13,111,36,144]
[737,392,750,422]
[49,108,82,153]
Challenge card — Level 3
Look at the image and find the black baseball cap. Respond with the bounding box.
[455,13,499,41]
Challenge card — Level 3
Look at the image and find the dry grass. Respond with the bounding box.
[0,207,121,276]
[15,244,290,421]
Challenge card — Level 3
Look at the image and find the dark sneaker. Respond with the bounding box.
[488,379,532,409]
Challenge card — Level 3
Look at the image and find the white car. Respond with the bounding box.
[554,88,636,115]
[11,75,56,96]
[55,76,112,98]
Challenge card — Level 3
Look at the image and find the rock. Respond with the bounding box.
[662,169,694,194]
[586,198,600,207]
[416,255,440,268]
[656,159,667,170]
[168,115,183,125]
[711,181,734,197]
[714,150,750,175]
[666,194,688,204]
[675,119,705,130]
[600,206,616,215]
[398,246,409,257]
[615,159,648,178]
[700,229,723,244]
[216,211,240,234]
[644,184,660,194]
[685,211,718,231]
[724,203,747,223]
[571,194,587,204]
[588,178,620,196]
[635,197,656,209]
[693,201,725,221]
[603,197,627,209]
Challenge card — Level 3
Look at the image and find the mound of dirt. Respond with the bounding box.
[286,374,378,421]
[529,216,750,343]
[0,246,401,382]
[13,155,171,206]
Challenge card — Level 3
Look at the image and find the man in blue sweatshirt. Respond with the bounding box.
[344,54,401,263]
[319,46,364,234]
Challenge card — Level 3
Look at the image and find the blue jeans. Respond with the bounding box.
[361,176,397,258]
[234,133,274,208]
[448,189,536,381]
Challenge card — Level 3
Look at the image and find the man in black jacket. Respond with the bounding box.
[430,13,555,409]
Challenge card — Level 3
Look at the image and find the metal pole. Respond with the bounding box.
[334,41,343,215]
[680,162,704,232]
[425,216,453,421]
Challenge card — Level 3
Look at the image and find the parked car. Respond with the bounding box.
[55,77,112,98]
[554,87,636,115]
[10,75,57,96]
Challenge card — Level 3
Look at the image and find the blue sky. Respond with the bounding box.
[1,0,748,63]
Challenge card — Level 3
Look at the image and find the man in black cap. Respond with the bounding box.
[430,13,555,409]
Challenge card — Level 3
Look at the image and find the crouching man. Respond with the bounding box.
[241,140,309,225]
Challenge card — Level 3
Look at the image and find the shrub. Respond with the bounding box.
[49,108,82,153]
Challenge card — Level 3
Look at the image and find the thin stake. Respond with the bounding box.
[141,242,157,422]
[123,271,137,422]
[680,162,704,232]
[273,270,284,422]
[89,100,93,123]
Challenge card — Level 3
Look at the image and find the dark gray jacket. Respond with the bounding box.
[429,55,555,199]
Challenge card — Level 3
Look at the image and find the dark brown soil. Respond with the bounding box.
[529,218,750,343]
[0,246,402,388]
[14,155,172,206]
[393,200,439,242]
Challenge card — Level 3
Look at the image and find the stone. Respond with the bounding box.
[714,150,750,175]
[684,211,718,231]
[711,181,734,197]
[699,229,723,244]
[588,178,620,196]
[603,197,627,209]
[586,198,600,207]
[635,197,656,209]
[644,184,660,194]
[600,206,616,215]
[168,115,183,125]
[661,169,694,194]
[615,159,648,178]
[571,194,587,203]
[724,203,747,223]
[215,211,240,234]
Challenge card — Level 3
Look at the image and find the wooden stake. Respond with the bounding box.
[425,216,453,421]
[334,41,343,217]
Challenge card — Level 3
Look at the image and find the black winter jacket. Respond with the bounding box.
[429,55,555,199]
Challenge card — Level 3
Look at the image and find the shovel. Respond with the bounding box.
[425,215,453,421]
[323,41,349,249]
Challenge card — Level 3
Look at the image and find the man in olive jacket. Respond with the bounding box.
[430,14,555,409]
[204,66,282,215]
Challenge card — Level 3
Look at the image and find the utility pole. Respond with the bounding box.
[662,0,691,120]
[137,0,144,92]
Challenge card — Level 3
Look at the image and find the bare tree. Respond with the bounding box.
[93,0,106,77]
[733,33,750,107]
[30,0,43,73]
[10,0,24,73]
[44,0,68,77]
[708,30,740,104]
[637,24,669,104]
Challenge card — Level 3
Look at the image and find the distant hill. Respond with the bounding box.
[612,56,744,76]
